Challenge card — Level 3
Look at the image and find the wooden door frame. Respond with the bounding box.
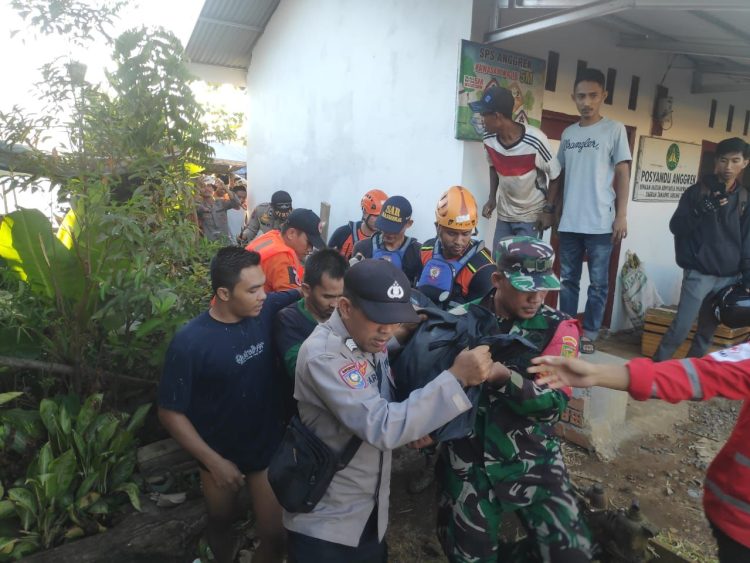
[539,109,636,329]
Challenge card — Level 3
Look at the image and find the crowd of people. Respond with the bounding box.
[170,67,750,563]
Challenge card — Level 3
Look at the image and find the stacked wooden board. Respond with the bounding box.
[641,306,750,358]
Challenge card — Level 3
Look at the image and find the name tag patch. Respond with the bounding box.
[339,361,369,389]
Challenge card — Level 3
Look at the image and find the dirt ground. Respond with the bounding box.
[385,333,739,563]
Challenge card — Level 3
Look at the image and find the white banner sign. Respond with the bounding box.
[633,136,702,202]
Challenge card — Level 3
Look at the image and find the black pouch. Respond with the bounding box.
[268,416,361,513]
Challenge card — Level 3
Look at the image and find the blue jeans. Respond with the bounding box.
[558,232,613,340]
[653,269,740,361]
[493,219,541,259]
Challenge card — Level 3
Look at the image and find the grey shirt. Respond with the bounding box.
[283,310,472,546]
[197,191,241,241]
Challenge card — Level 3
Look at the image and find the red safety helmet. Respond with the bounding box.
[361,189,388,216]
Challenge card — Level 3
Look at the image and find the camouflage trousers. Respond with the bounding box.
[436,447,592,563]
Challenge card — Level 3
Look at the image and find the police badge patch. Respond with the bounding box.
[339,361,369,389]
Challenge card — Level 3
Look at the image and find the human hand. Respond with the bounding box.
[207,457,245,491]
[527,355,599,389]
[407,435,434,450]
[450,345,492,387]
[537,212,555,232]
[487,362,512,387]
[611,216,627,244]
[482,199,496,219]
[695,195,725,216]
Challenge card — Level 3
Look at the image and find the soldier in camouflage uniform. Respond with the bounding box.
[238,190,293,243]
[437,236,592,563]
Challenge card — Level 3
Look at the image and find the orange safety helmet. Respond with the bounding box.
[435,186,478,230]
[361,189,388,216]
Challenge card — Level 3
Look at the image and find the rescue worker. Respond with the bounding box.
[352,195,423,285]
[273,248,348,421]
[437,236,592,563]
[239,190,294,243]
[529,285,750,563]
[418,186,495,307]
[247,208,325,293]
[328,188,388,259]
[284,259,497,562]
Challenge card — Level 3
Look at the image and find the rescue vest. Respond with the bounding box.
[371,233,414,269]
[247,230,304,288]
[339,221,368,259]
[417,239,485,305]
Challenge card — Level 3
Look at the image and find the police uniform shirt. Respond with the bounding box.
[284,309,473,547]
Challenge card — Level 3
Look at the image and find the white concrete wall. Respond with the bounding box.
[246,0,475,244]
[467,8,750,330]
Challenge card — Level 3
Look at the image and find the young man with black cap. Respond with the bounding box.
[352,195,423,285]
[284,259,496,563]
[437,236,591,563]
[158,247,300,563]
[329,188,388,259]
[470,86,560,248]
[239,190,294,243]
[247,208,326,293]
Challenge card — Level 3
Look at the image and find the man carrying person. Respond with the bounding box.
[470,85,561,247]
[284,259,496,562]
[197,176,242,242]
[227,180,249,242]
[239,190,294,243]
[417,186,495,307]
[437,236,591,563]
[329,188,388,259]
[247,208,326,293]
[653,137,750,361]
[552,68,632,354]
[273,248,348,420]
[352,195,423,285]
[158,247,300,563]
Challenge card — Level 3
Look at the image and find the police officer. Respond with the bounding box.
[284,259,496,562]
[239,190,294,243]
[436,236,592,563]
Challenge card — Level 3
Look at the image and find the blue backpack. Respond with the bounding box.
[416,239,481,305]
[371,233,413,269]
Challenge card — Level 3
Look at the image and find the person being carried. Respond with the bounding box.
[436,236,591,563]
[158,247,300,563]
[328,188,388,259]
[553,68,632,354]
[653,137,750,361]
[529,287,750,563]
[470,85,561,246]
[239,190,294,243]
[273,248,348,421]
[284,259,497,563]
[247,208,326,293]
[197,176,242,243]
[352,195,423,286]
[417,186,495,307]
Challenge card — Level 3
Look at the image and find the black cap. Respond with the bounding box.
[286,208,326,250]
[345,259,420,324]
[468,86,514,117]
[271,190,293,207]
[375,195,412,234]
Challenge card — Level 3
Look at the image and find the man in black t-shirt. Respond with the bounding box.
[159,247,298,563]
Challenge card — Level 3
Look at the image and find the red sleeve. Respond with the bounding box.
[538,318,580,398]
[627,343,750,403]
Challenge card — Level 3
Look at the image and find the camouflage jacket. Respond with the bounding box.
[448,299,574,497]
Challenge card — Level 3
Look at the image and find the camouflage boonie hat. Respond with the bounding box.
[495,236,560,292]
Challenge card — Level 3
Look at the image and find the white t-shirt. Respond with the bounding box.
[557,117,631,234]
[483,125,561,222]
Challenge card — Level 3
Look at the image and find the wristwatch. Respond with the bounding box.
[542,203,556,214]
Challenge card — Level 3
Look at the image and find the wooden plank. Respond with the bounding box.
[644,307,749,339]
[137,438,197,477]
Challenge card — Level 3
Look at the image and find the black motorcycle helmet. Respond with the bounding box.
[713,284,750,329]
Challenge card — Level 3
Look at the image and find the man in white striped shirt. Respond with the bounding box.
[471,86,560,253]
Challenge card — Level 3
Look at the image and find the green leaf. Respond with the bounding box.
[0,209,84,300]
[86,499,110,515]
[75,394,102,435]
[114,482,141,511]
[75,491,100,510]
[0,501,14,520]
[8,488,36,530]
[94,415,119,452]
[47,449,77,501]
[36,443,53,474]
[38,400,60,442]
[108,454,135,489]
[76,472,99,500]
[0,393,23,407]
[126,403,151,434]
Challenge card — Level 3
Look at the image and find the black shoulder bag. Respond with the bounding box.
[268,416,362,513]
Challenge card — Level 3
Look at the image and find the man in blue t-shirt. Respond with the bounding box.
[158,247,299,563]
[549,68,632,353]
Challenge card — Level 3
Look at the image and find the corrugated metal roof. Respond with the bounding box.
[186,0,279,69]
